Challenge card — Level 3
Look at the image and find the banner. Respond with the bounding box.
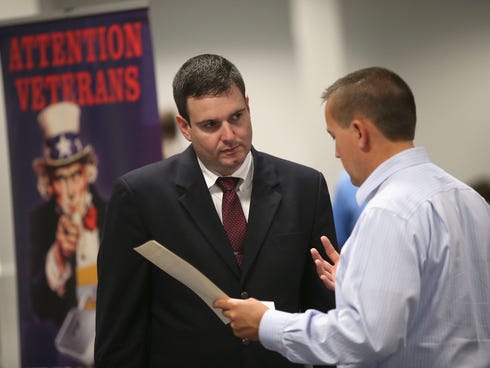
[0,8,161,367]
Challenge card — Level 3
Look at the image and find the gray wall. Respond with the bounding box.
[339,0,490,183]
[1,0,489,366]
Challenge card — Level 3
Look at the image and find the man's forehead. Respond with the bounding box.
[188,85,243,102]
[187,87,247,120]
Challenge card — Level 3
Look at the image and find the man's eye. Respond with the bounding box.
[202,121,217,129]
[231,112,243,121]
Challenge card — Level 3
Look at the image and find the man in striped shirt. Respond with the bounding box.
[216,67,490,367]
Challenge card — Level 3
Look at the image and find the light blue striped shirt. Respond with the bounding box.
[260,147,490,367]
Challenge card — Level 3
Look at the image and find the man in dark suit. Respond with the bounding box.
[95,54,337,368]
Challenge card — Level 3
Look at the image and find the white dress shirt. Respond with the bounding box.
[198,151,253,221]
[259,147,490,367]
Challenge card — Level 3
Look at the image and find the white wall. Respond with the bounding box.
[0,2,39,366]
[337,0,490,184]
[0,0,489,366]
[148,0,490,190]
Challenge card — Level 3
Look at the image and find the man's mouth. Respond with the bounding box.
[222,145,240,155]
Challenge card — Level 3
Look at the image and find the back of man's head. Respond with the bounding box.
[322,67,417,141]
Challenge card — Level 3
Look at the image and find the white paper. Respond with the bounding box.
[134,240,230,323]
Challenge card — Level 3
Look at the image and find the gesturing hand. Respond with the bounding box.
[310,235,339,291]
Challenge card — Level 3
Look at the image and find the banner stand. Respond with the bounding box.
[0,3,161,366]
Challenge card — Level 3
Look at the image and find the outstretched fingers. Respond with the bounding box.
[310,236,340,291]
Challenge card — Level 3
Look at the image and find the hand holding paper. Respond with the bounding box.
[213,297,270,341]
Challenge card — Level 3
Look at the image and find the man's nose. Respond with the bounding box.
[221,121,235,140]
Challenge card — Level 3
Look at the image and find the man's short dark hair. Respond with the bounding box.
[322,67,417,141]
[172,54,246,122]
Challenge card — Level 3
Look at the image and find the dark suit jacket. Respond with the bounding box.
[95,146,337,368]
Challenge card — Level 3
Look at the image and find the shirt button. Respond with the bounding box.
[241,338,250,346]
[240,291,249,299]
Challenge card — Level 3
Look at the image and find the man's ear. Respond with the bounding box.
[352,119,369,151]
[175,115,192,142]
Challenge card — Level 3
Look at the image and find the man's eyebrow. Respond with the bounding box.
[233,107,247,114]
[194,107,247,126]
[194,118,216,126]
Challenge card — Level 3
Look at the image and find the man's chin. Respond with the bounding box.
[216,160,243,176]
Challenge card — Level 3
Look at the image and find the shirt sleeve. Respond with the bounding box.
[258,206,423,366]
[259,309,330,365]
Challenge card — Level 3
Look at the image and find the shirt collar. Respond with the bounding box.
[198,151,254,192]
[356,146,430,205]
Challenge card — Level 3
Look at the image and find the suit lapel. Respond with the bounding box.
[176,147,241,277]
[241,149,281,278]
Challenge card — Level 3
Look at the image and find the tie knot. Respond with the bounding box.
[217,177,240,192]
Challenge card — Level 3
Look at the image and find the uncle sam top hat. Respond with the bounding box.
[33,101,95,172]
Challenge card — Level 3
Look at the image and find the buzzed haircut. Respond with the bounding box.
[322,67,417,141]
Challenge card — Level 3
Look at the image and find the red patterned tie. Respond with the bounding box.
[216,177,247,267]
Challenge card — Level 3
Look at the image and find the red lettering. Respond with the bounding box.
[77,71,94,105]
[9,38,23,71]
[83,28,98,63]
[125,66,140,101]
[36,34,51,68]
[51,32,66,67]
[107,67,124,102]
[14,78,30,110]
[44,74,60,103]
[31,76,46,110]
[8,22,144,71]
[12,66,141,110]
[65,30,83,65]
[97,27,108,62]
[107,25,124,61]
[124,22,142,58]
[20,35,36,70]
[61,73,76,101]
[94,70,109,104]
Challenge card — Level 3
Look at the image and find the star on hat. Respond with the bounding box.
[32,101,95,172]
